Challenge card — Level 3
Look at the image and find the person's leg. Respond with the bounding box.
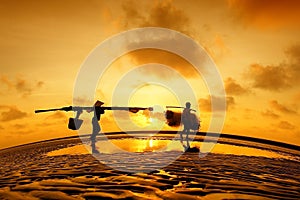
[186,128,190,148]
[91,116,101,154]
[90,132,99,153]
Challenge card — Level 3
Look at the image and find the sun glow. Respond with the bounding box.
[149,138,153,148]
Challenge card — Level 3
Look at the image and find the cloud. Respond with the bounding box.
[13,124,27,129]
[286,45,300,62]
[285,45,300,76]
[204,34,231,62]
[36,81,44,88]
[46,111,67,120]
[0,75,13,88]
[121,0,232,66]
[72,97,95,106]
[126,50,200,79]
[228,0,300,29]
[269,100,297,114]
[121,1,145,28]
[245,44,300,91]
[15,78,33,95]
[118,1,209,79]
[115,1,232,80]
[277,121,295,130]
[122,0,192,35]
[261,109,280,119]
[198,95,235,112]
[225,77,250,95]
[246,63,290,91]
[142,109,165,122]
[0,75,44,97]
[0,106,28,122]
[226,96,235,108]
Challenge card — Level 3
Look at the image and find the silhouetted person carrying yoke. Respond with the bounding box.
[181,102,193,148]
[35,100,153,154]
[90,100,104,154]
[166,102,200,150]
[69,100,104,154]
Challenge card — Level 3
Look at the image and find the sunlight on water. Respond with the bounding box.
[47,138,292,160]
[149,138,153,148]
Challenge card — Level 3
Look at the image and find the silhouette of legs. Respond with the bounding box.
[180,138,189,151]
[181,126,191,151]
[91,116,100,154]
[186,128,190,148]
[90,133,99,154]
[180,131,183,141]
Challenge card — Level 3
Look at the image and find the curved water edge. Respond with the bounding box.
[1,131,299,159]
[100,131,300,151]
[46,136,300,162]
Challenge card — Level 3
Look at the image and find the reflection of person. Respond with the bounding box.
[181,102,192,148]
[90,100,104,154]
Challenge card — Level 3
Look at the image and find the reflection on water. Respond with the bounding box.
[2,135,299,200]
[47,138,293,160]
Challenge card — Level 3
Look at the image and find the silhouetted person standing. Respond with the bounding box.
[181,102,192,148]
[35,100,154,154]
[90,100,104,154]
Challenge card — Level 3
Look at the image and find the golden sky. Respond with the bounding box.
[1,0,300,149]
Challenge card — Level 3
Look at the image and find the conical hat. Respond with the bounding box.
[94,100,104,106]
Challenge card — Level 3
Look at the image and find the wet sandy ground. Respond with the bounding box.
[0,138,299,200]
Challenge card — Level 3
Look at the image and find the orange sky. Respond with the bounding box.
[1,0,300,149]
